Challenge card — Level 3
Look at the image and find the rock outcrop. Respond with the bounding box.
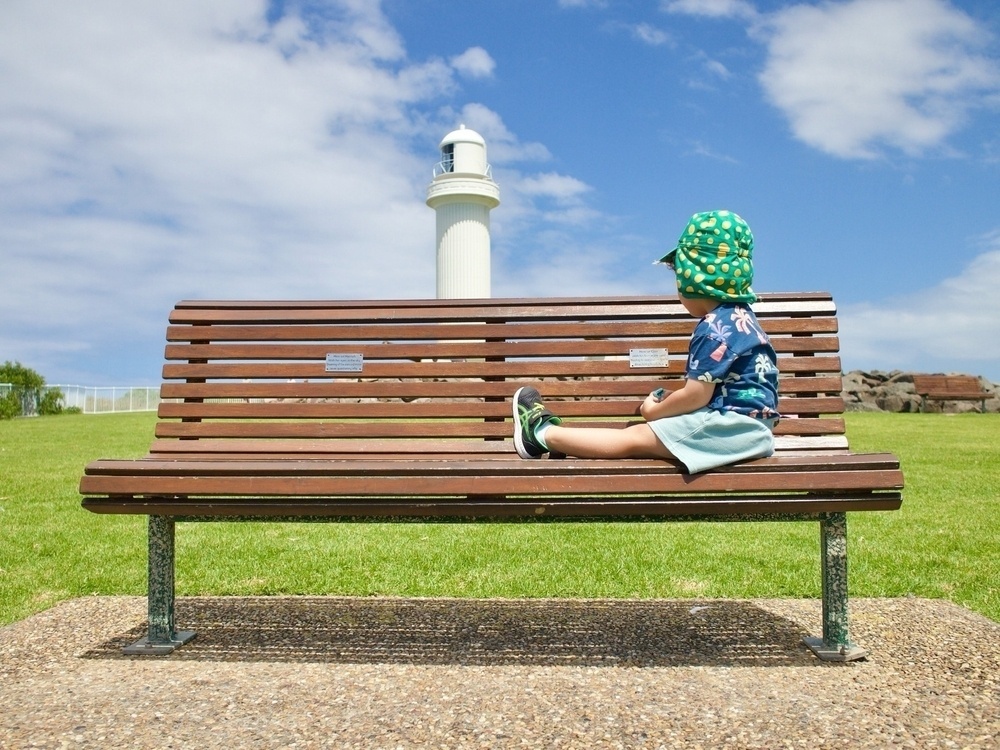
[840,371,999,413]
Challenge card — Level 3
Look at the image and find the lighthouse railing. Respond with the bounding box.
[433,161,494,179]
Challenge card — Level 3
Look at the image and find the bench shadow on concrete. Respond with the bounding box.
[81,597,821,667]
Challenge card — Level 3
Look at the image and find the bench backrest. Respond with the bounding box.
[152,293,848,458]
[912,374,985,396]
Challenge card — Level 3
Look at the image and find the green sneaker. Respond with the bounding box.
[513,386,561,459]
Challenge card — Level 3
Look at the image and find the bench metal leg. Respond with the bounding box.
[804,512,868,662]
[124,515,196,655]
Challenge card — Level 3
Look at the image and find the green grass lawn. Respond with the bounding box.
[0,411,997,627]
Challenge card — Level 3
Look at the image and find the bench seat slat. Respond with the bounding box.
[920,392,987,400]
[80,458,903,498]
[81,483,904,506]
[84,452,903,476]
[81,494,902,519]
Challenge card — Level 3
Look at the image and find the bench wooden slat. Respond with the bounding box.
[152,415,846,441]
[81,469,902,503]
[159,356,839,381]
[81,450,903,501]
[84,451,902,477]
[171,291,836,310]
[165,317,838,343]
[148,437,515,456]
[161,336,839,363]
[167,294,837,325]
[81,474,902,498]
[163,338,841,361]
[82,494,902,520]
[166,333,840,368]
[156,396,844,420]
[160,356,845,377]
[141,433,850,458]
[158,374,845,400]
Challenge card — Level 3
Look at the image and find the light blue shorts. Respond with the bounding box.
[647,408,776,474]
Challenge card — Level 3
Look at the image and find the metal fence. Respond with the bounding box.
[1,383,163,416]
[52,385,163,414]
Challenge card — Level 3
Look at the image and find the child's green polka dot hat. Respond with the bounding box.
[656,209,757,304]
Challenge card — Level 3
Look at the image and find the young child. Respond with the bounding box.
[512,209,780,473]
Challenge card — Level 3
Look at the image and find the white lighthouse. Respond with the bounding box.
[426,125,500,299]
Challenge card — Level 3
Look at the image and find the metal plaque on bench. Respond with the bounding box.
[325,353,364,372]
[628,348,669,368]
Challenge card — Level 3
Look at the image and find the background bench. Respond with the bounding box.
[80,293,903,661]
[912,374,993,413]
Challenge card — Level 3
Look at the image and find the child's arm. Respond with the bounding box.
[640,378,714,421]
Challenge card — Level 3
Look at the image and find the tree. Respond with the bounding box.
[0,361,64,418]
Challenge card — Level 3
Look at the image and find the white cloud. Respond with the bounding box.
[686,141,738,163]
[839,238,1000,374]
[517,173,591,203]
[758,0,1000,159]
[450,46,496,79]
[704,59,731,79]
[631,23,672,46]
[602,20,673,47]
[509,173,599,226]
[0,4,491,381]
[494,233,642,299]
[0,2,608,383]
[662,0,758,21]
[451,103,552,164]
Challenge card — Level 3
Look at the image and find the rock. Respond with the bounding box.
[841,370,999,413]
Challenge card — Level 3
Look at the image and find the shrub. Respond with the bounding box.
[0,361,55,418]
[0,390,19,420]
[38,387,66,416]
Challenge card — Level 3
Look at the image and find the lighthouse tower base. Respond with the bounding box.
[435,202,491,299]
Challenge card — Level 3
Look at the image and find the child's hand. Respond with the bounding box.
[641,388,666,419]
[644,379,714,421]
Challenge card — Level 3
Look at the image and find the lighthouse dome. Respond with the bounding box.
[438,124,486,148]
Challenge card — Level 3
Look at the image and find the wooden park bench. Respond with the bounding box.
[912,374,993,413]
[80,293,903,661]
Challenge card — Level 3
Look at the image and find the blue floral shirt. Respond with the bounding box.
[686,303,780,421]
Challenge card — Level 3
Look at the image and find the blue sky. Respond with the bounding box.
[2,0,999,386]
